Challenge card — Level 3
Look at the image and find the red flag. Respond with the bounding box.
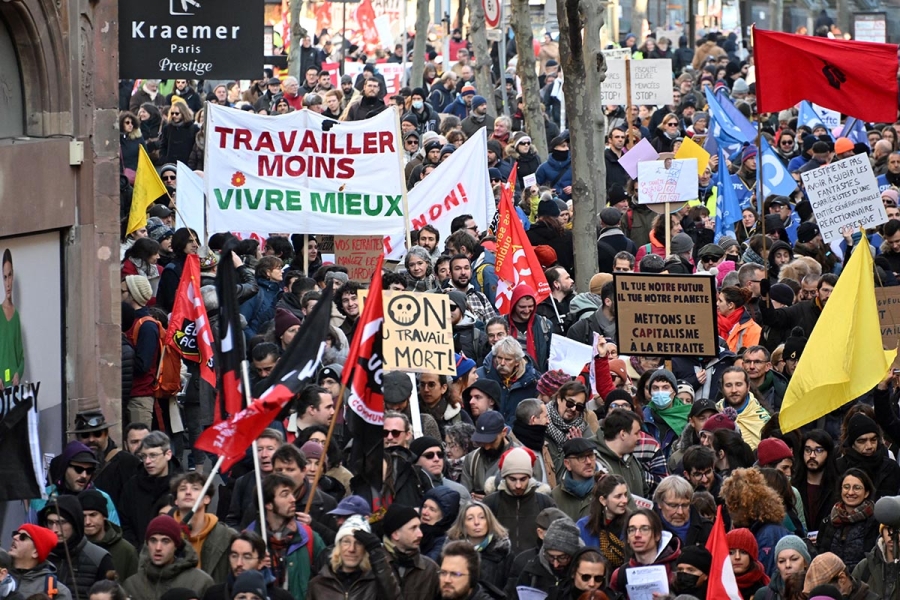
[194,286,334,471]
[753,29,898,123]
[344,255,386,425]
[494,163,550,314]
[705,506,742,600]
[165,254,215,389]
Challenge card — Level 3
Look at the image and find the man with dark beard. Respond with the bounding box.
[460,411,514,501]
[381,503,441,600]
[793,429,838,532]
[510,518,582,595]
[835,411,900,502]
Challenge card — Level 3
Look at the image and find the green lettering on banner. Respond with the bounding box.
[386,195,403,216]
[310,192,335,213]
[364,195,383,216]
[345,193,362,215]
[245,189,264,210]
[214,189,233,209]
[286,190,302,211]
[266,189,284,210]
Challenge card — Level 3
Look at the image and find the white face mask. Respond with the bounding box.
[412,100,424,110]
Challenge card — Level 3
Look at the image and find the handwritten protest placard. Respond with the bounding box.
[875,287,900,368]
[800,154,888,244]
[383,291,456,375]
[334,236,383,282]
[637,158,698,204]
[614,273,718,357]
[599,58,673,106]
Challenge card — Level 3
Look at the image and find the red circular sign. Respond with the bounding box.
[483,0,500,28]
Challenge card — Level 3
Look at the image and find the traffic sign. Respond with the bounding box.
[483,0,501,28]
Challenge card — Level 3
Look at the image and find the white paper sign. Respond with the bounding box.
[600,58,674,106]
[515,587,549,600]
[549,336,594,376]
[523,173,537,188]
[637,158,699,204]
[626,564,669,600]
[800,154,888,244]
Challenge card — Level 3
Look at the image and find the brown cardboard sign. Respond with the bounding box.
[382,291,456,375]
[334,236,383,282]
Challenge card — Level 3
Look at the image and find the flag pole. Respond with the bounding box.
[303,379,348,514]
[184,455,226,522]
[240,359,268,547]
[396,109,413,250]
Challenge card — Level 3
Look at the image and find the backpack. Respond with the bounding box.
[44,573,60,599]
[130,315,182,398]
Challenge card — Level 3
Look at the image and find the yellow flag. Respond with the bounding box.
[126,145,169,235]
[779,243,896,432]
[674,136,711,176]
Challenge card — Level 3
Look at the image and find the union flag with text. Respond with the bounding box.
[494,164,550,314]
[165,254,215,389]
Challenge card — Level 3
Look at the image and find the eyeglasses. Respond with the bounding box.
[422,450,444,460]
[12,532,31,542]
[689,468,714,479]
[665,122,678,127]
[662,500,691,512]
[439,570,467,579]
[609,402,631,410]
[545,551,572,565]
[78,430,105,439]
[743,359,766,366]
[138,451,165,461]
[563,399,586,412]
[170,111,181,116]
[466,225,479,232]
[384,429,406,438]
[627,525,653,535]
[69,465,96,475]
[803,446,826,456]
[780,140,794,146]
[518,141,531,146]
[162,175,176,181]
[419,380,440,388]
[579,573,605,583]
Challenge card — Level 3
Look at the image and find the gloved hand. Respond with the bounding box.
[759,278,770,298]
[353,529,382,553]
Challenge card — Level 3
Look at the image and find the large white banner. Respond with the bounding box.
[205,104,406,235]
[384,130,493,259]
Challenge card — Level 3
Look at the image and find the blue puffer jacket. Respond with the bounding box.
[420,486,461,561]
[475,351,540,425]
[239,278,282,340]
[751,521,791,577]
[535,155,573,200]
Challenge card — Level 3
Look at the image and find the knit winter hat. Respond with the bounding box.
[274,308,302,341]
[453,354,476,381]
[409,436,443,459]
[447,290,468,315]
[471,95,487,110]
[542,518,582,556]
[324,271,349,288]
[499,447,535,478]
[299,441,323,464]
[335,514,372,545]
[741,144,758,161]
[460,84,476,97]
[646,369,677,391]
[769,283,795,307]
[834,137,854,154]
[717,237,740,252]
[537,369,571,397]
[589,273,613,294]
[677,545,712,573]
[537,199,561,218]
[125,274,153,307]
[726,528,759,561]
[381,503,419,538]
[803,553,846,594]
[670,233,694,254]
[846,413,879,446]
[231,570,268,600]
[536,507,570,530]
[605,389,634,407]
[78,490,109,518]
[17,524,58,563]
[533,245,558,268]
[145,515,184,548]
[777,110,793,122]
[756,438,792,467]
[774,534,812,564]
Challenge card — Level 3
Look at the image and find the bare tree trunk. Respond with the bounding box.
[469,0,498,117]
[411,0,431,90]
[288,0,307,81]
[511,0,547,158]
[558,0,606,289]
[455,0,467,31]
[630,0,646,40]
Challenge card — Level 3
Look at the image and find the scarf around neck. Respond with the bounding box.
[735,560,770,589]
[831,500,874,527]
[717,306,744,339]
[547,399,587,447]
[650,401,691,436]
[563,473,595,498]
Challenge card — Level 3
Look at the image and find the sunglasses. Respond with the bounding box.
[579,574,605,583]
[170,112,181,116]
[563,399,586,412]
[422,450,444,460]
[70,465,96,476]
[384,429,406,438]
[162,175,176,181]
[12,532,31,542]
[77,431,105,439]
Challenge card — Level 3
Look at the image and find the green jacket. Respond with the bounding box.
[248,519,325,600]
[550,474,593,522]
[124,543,214,600]
[96,521,138,581]
[197,520,237,584]
[852,542,900,600]
[594,434,647,507]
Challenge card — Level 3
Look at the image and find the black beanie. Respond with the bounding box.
[677,545,712,573]
[231,571,268,600]
[409,436,442,459]
[605,389,634,406]
[382,503,419,538]
[78,490,108,518]
[846,413,879,446]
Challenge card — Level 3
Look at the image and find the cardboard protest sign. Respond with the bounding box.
[205,104,405,235]
[800,154,888,244]
[875,287,900,367]
[637,158,699,204]
[385,130,493,259]
[614,273,718,357]
[335,236,383,282]
[382,291,456,375]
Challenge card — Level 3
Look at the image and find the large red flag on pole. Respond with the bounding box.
[165,254,216,389]
[705,505,742,600]
[753,29,898,123]
[193,286,334,471]
[494,163,550,314]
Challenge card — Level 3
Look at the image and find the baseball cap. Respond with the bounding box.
[689,398,718,418]
[327,495,372,517]
[472,410,505,444]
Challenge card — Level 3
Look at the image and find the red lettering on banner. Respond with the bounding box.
[278,131,297,152]
[299,130,319,153]
[215,126,234,148]
[235,128,252,150]
[255,132,275,152]
[410,183,471,231]
[379,131,395,153]
[259,155,283,176]
[364,132,378,153]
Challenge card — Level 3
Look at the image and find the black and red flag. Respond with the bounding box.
[165,254,216,389]
[343,255,386,513]
[214,249,246,420]
[194,285,334,471]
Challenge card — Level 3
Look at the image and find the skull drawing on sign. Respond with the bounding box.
[388,295,421,326]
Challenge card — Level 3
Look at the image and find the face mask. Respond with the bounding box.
[675,572,700,591]
[412,100,423,110]
[551,149,569,161]
[650,391,672,408]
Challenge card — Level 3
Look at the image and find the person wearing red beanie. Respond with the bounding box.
[727,527,770,598]
[9,524,74,599]
[756,437,794,478]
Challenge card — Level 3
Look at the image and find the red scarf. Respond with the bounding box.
[735,560,770,590]
[717,306,744,339]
